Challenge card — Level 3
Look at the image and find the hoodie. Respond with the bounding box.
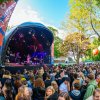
[83,80,97,100]
[70,90,81,100]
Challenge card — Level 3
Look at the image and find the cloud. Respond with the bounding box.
[8,0,66,39]
[8,1,43,26]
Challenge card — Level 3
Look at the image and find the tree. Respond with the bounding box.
[54,37,63,58]
[61,0,100,63]
[60,32,90,64]
[68,0,100,39]
[48,26,58,37]
[48,26,63,58]
[88,38,100,61]
[0,0,8,3]
[0,0,17,3]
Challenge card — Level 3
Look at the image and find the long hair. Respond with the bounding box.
[5,89,14,100]
[51,81,58,92]
[45,86,55,100]
[2,79,14,100]
[15,85,32,100]
[15,86,25,100]
[34,78,45,88]
[58,92,70,100]
[15,92,24,100]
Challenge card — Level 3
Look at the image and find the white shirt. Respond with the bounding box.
[86,96,93,100]
[59,82,68,93]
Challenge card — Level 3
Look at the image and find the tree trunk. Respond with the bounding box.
[90,9,100,41]
[76,54,80,65]
[90,17,100,40]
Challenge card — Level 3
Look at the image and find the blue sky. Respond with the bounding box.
[9,0,69,28]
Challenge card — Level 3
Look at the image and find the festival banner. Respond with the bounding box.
[0,0,18,54]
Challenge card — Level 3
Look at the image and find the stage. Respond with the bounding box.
[1,22,54,66]
[1,63,52,74]
[5,63,43,67]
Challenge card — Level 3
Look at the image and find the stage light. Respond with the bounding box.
[12,38,14,40]
[19,34,24,38]
[29,32,31,34]
[23,40,25,42]
[46,42,50,46]
[32,34,34,36]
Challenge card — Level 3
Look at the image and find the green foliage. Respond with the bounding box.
[91,38,100,61]
[92,52,100,61]
[67,0,100,36]
[95,0,100,6]
[93,38,100,45]
[62,0,100,62]
[85,49,92,58]
[54,37,63,58]
[0,0,10,3]
[85,38,100,61]
[60,32,90,64]
[48,26,63,58]
[0,0,18,3]
[48,26,58,37]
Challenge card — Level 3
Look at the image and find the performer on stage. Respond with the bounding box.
[40,56,44,65]
[15,52,21,64]
[9,51,15,63]
[27,54,31,64]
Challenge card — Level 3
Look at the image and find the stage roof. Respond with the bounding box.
[1,22,54,64]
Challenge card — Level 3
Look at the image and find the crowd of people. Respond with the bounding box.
[0,63,100,100]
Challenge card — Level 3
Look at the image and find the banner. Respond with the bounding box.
[0,0,18,54]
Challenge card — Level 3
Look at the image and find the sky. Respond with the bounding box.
[8,0,69,28]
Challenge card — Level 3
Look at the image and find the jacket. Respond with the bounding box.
[70,90,81,100]
[83,80,97,100]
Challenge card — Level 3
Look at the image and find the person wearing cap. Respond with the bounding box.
[83,73,97,100]
[59,77,70,93]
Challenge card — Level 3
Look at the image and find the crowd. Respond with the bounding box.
[0,63,100,100]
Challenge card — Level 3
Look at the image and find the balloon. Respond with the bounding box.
[98,46,100,51]
[93,49,99,55]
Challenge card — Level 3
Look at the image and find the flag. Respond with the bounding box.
[0,0,18,54]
